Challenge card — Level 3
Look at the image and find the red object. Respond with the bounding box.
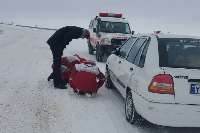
[69,63,105,94]
[99,13,122,18]
[52,55,80,82]
[152,74,173,84]
[73,54,87,62]
[61,57,80,82]
[148,74,174,95]
[51,54,105,94]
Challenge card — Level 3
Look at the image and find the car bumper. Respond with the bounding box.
[133,92,200,127]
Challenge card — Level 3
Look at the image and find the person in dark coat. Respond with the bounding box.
[47,26,90,89]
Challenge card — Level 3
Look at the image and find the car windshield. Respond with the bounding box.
[158,38,200,69]
[99,21,131,34]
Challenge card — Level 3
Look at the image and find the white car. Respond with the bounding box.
[105,32,200,127]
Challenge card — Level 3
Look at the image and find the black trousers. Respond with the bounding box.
[49,45,64,86]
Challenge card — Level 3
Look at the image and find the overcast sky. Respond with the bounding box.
[0,0,199,35]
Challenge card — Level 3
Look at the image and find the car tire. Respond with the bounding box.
[105,68,114,89]
[96,45,103,62]
[88,41,94,55]
[125,90,139,124]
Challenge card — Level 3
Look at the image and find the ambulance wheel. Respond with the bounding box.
[96,45,103,62]
[88,41,94,55]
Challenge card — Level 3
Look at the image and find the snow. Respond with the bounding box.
[0,24,200,133]
[75,64,99,75]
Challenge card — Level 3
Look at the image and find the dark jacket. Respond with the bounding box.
[47,26,83,48]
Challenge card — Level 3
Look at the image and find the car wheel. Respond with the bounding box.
[105,68,114,89]
[88,41,94,55]
[96,45,103,62]
[125,90,139,124]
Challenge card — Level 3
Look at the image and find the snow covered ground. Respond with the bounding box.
[0,24,199,133]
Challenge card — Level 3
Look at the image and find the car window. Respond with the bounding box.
[118,37,137,58]
[125,24,131,34]
[126,38,147,63]
[134,38,150,67]
[139,40,150,67]
[158,38,200,69]
[99,21,131,34]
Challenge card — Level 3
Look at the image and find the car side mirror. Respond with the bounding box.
[93,28,97,33]
[131,31,135,35]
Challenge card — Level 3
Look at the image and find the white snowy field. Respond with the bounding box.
[0,24,200,133]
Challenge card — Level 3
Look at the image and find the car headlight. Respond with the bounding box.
[101,38,111,45]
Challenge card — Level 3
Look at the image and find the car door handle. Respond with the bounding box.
[130,67,133,71]
[118,61,121,64]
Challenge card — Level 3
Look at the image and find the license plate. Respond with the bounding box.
[190,84,200,94]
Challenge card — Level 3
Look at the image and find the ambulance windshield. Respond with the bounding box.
[99,21,131,34]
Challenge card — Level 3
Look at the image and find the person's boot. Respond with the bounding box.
[53,77,67,89]
[54,83,67,89]
[47,72,54,81]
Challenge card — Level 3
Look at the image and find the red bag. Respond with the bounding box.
[60,56,80,82]
[69,63,105,94]
[49,54,105,94]
[50,55,81,83]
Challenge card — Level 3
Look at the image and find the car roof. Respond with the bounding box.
[134,33,200,39]
[158,34,200,39]
[97,16,129,23]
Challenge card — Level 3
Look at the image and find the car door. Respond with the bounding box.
[117,37,149,98]
[111,37,137,97]
[127,37,150,95]
[108,37,137,95]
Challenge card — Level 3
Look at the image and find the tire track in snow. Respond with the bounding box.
[34,80,74,133]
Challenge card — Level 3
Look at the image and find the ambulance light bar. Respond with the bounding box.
[99,13,122,18]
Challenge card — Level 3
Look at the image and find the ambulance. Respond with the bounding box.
[88,13,133,62]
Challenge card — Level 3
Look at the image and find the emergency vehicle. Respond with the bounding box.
[88,13,133,62]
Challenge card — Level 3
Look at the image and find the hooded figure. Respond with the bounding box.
[47,26,90,89]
